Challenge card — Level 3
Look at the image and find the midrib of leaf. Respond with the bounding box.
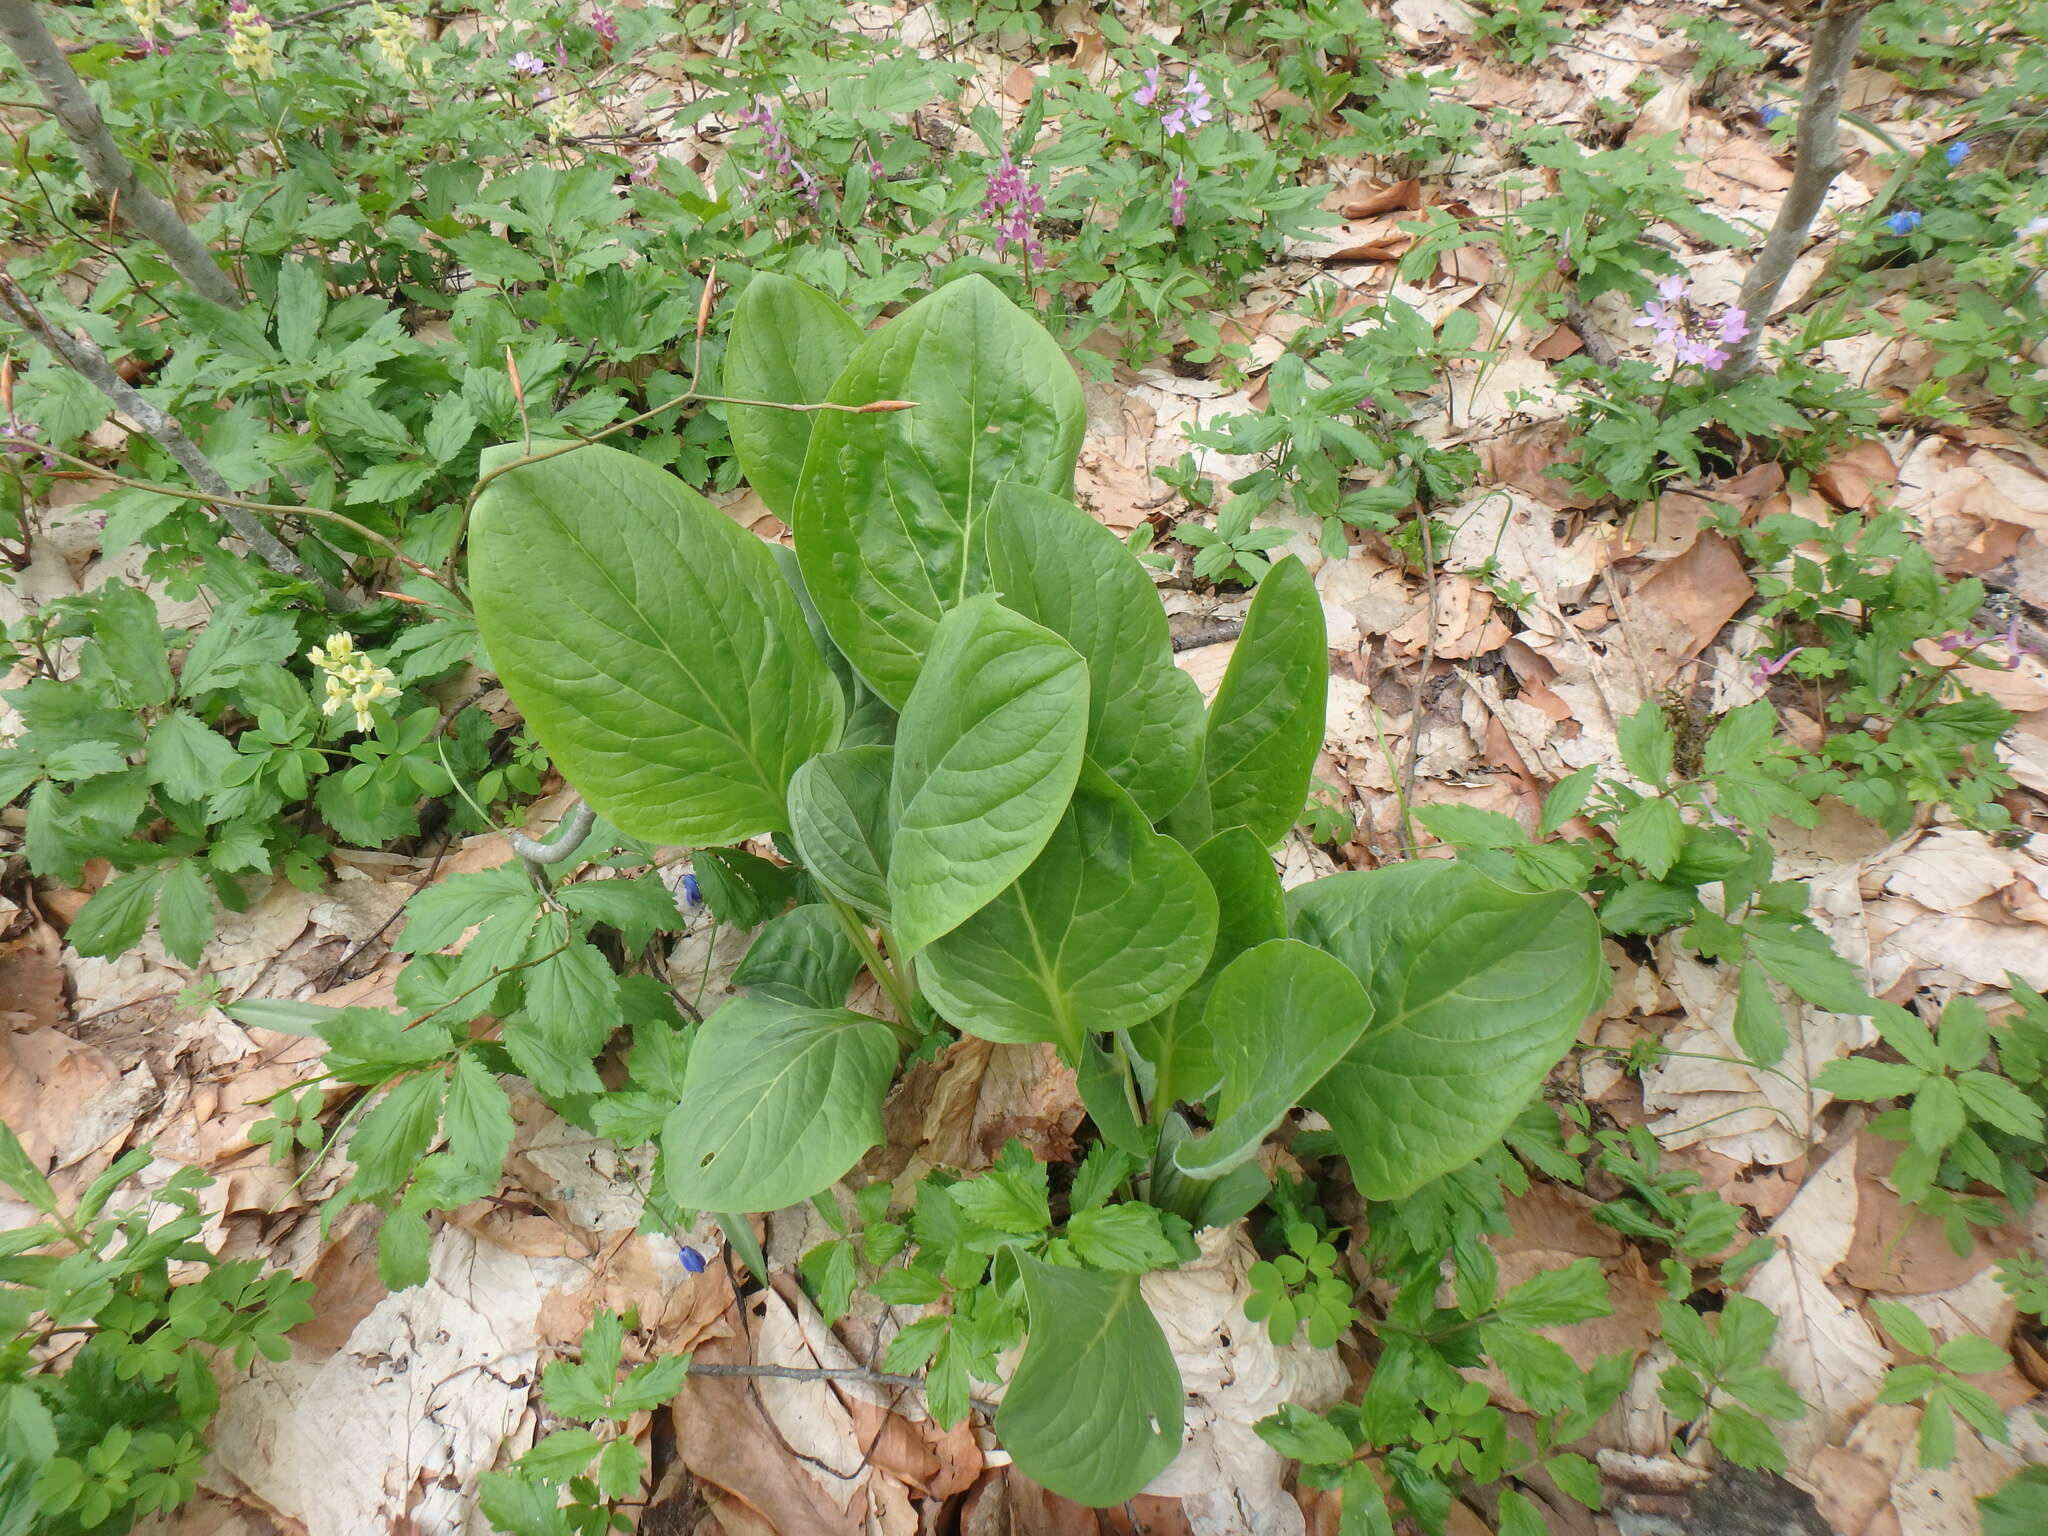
[538,498,785,808]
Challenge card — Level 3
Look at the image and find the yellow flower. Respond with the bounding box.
[368,5,430,80]
[225,5,277,77]
[119,0,166,34]
[308,632,398,733]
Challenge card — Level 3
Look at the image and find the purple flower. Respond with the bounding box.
[1749,648,1805,688]
[589,7,619,46]
[509,50,546,76]
[1134,66,1162,107]
[678,1245,707,1273]
[1635,298,1680,348]
[739,99,821,205]
[1655,274,1688,303]
[982,152,1045,263]
[680,872,701,907]
[1716,307,1750,345]
[1674,335,1729,370]
[1945,140,1970,169]
[1884,209,1923,236]
[1160,73,1212,138]
[1170,173,1190,228]
[2001,611,2031,669]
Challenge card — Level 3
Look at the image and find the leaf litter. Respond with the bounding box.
[2,3,2046,1534]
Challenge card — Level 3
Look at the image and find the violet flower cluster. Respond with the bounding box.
[738,99,820,206]
[1636,275,1749,370]
[1938,611,2032,671]
[1135,67,1213,138]
[982,153,1046,264]
[590,7,620,47]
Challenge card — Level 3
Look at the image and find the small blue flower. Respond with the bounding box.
[1759,105,1785,126]
[678,1244,707,1273]
[1884,209,1923,236]
[680,872,702,907]
[1945,140,1970,169]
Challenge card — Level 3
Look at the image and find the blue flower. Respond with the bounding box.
[1884,209,1923,236]
[680,872,702,907]
[1945,140,1970,168]
[1759,105,1785,126]
[678,1244,707,1273]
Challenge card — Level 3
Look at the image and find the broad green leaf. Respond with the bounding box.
[888,596,1087,956]
[788,745,895,919]
[920,771,1215,1055]
[471,440,840,845]
[1617,701,1676,785]
[996,1254,1184,1507]
[724,273,866,521]
[1129,827,1288,1107]
[1203,556,1327,849]
[1175,941,1372,1179]
[348,1071,447,1200]
[1980,1466,2048,1536]
[1292,862,1604,1199]
[1732,961,1787,1067]
[733,903,861,1008]
[986,483,1203,820]
[663,998,897,1212]
[792,275,1086,705]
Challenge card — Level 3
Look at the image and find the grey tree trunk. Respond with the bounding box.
[1715,2,1874,382]
[0,0,243,309]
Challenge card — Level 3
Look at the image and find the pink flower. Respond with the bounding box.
[1134,66,1162,107]
[983,152,1045,262]
[1170,173,1190,227]
[1717,307,1750,344]
[589,7,619,46]
[1749,648,1804,688]
[1655,274,1688,303]
[509,50,546,76]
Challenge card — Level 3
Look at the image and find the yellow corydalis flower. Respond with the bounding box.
[368,4,430,80]
[307,632,399,734]
[119,0,166,34]
[224,2,277,77]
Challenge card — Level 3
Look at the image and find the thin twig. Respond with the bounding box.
[0,271,347,602]
[0,0,241,308]
[5,439,445,595]
[685,1361,998,1415]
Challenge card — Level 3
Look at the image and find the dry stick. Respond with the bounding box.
[1714,1,1876,384]
[0,0,242,310]
[0,272,349,603]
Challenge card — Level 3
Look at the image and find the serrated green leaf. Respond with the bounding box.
[986,483,1204,821]
[1934,1333,2008,1374]
[1254,1403,1353,1466]
[1814,1056,1927,1102]
[146,711,239,804]
[377,1207,432,1290]
[996,1255,1184,1507]
[65,869,164,960]
[920,770,1215,1055]
[1202,556,1327,850]
[91,584,174,709]
[792,275,1085,705]
[1732,960,1788,1067]
[1956,1070,2045,1140]
[724,272,866,522]
[1175,940,1371,1179]
[0,1119,57,1215]
[1497,1257,1611,1328]
[662,998,897,1212]
[1065,1204,1182,1273]
[348,1071,447,1200]
[1613,795,1684,880]
[557,875,682,954]
[155,859,214,965]
[1617,702,1675,785]
[471,440,840,845]
[1292,862,1603,1199]
[1706,1403,1786,1471]
[1910,1075,1965,1153]
[888,595,1087,956]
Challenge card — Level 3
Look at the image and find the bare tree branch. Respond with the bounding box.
[0,0,242,309]
[1715,2,1876,382]
[0,271,350,605]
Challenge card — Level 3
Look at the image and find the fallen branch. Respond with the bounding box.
[0,0,242,309]
[0,271,348,605]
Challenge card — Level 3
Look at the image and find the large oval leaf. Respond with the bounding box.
[919,771,1217,1057]
[724,273,865,521]
[793,275,1086,705]
[662,997,897,1212]
[471,441,840,845]
[996,1255,1185,1507]
[1291,862,1604,1200]
[1127,827,1285,1106]
[1203,555,1327,849]
[888,596,1087,956]
[1174,940,1372,1179]
[789,745,895,920]
[986,483,1204,821]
